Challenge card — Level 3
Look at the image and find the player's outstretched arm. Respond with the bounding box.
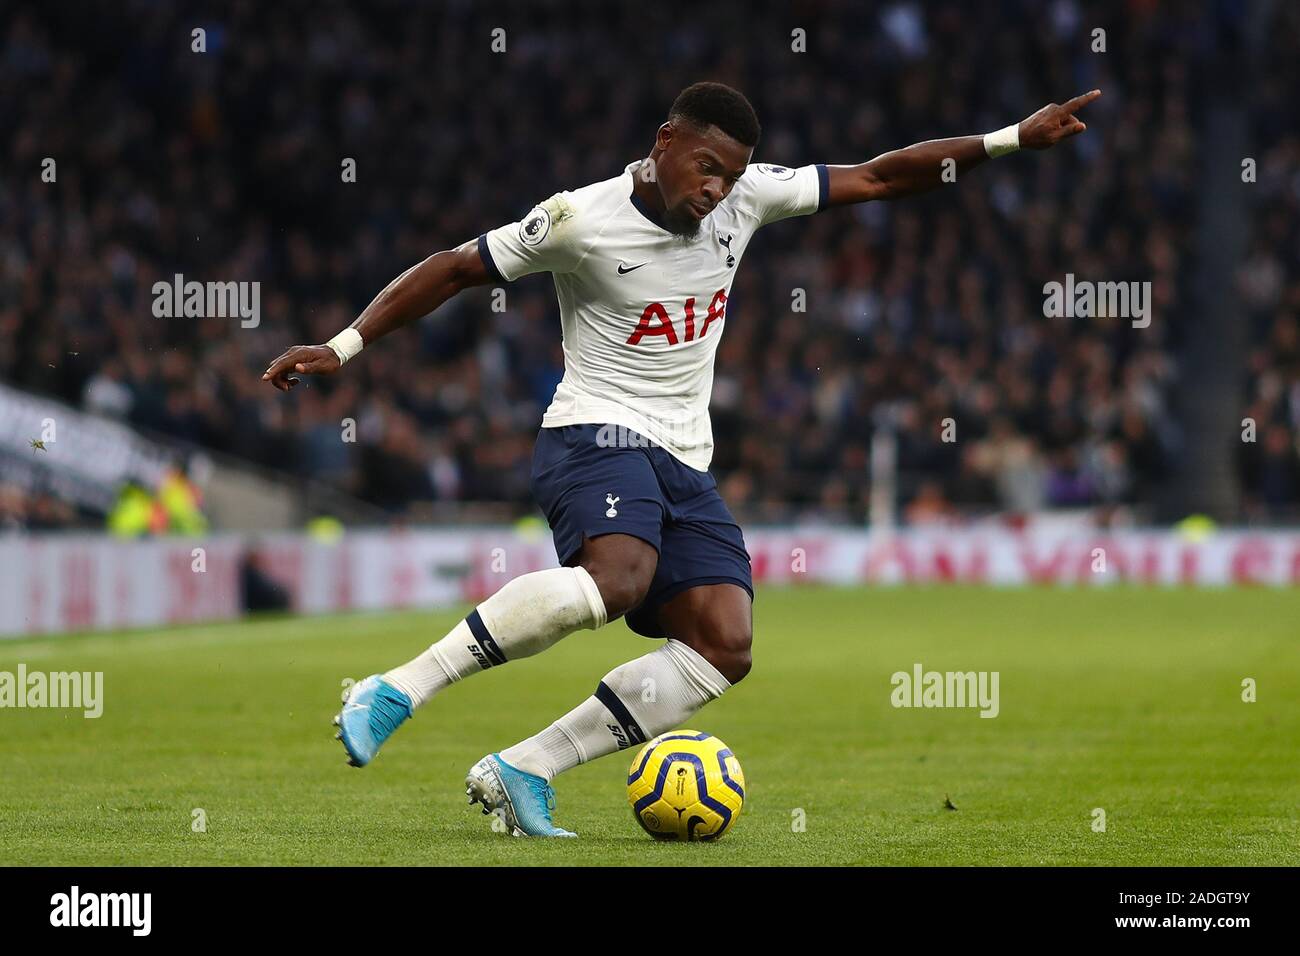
[262,239,494,391]
[824,89,1101,207]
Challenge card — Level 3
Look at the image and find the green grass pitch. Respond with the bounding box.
[2,586,1296,866]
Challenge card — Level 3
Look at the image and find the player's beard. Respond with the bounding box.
[664,207,702,239]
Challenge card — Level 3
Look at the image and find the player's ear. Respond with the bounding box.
[655,121,675,152]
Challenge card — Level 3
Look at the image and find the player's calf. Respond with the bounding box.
[386,564,606,704]
[657,582,754,685]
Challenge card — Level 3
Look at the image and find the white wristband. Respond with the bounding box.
[325,328,364,365]
[983,123,1020,158]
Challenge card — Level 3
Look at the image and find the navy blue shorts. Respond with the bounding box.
[530,424,753,639]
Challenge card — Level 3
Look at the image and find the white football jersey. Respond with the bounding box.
[479,159,827,470]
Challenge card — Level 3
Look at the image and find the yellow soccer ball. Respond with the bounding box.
[626,730,745,841]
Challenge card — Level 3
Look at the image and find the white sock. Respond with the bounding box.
[383,566,606,709]
[499,639,731,781]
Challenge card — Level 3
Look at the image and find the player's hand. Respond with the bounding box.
[262,345,341,391]
[1018,89,1101,149]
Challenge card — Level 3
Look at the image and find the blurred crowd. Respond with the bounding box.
[0,0,1282,527]
[1238,3,1300,522]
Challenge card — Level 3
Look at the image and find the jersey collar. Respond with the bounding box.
[629,190,672,232]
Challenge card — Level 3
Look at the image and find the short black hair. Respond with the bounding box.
[668,82,760,147]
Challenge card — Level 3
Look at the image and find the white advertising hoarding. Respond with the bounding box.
[1,528,1298,636]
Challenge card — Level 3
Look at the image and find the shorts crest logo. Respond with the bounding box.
[605,494,620,518]
[519,207,551,246]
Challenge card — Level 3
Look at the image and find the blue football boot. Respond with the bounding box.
[465,753,577,837]
[333,674,412,767]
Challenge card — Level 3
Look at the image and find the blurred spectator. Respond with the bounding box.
[241,547,291,613]
[904,480,955,526]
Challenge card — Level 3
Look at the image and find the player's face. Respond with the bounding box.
[654,121,752,236]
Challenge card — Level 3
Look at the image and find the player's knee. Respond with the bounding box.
[580,548,655,619]
[596,573,652,620]
[696,622,752,685]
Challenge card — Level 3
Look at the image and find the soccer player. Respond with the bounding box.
[264,81,1099,836]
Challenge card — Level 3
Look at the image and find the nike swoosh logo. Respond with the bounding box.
[617,261,649,274]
